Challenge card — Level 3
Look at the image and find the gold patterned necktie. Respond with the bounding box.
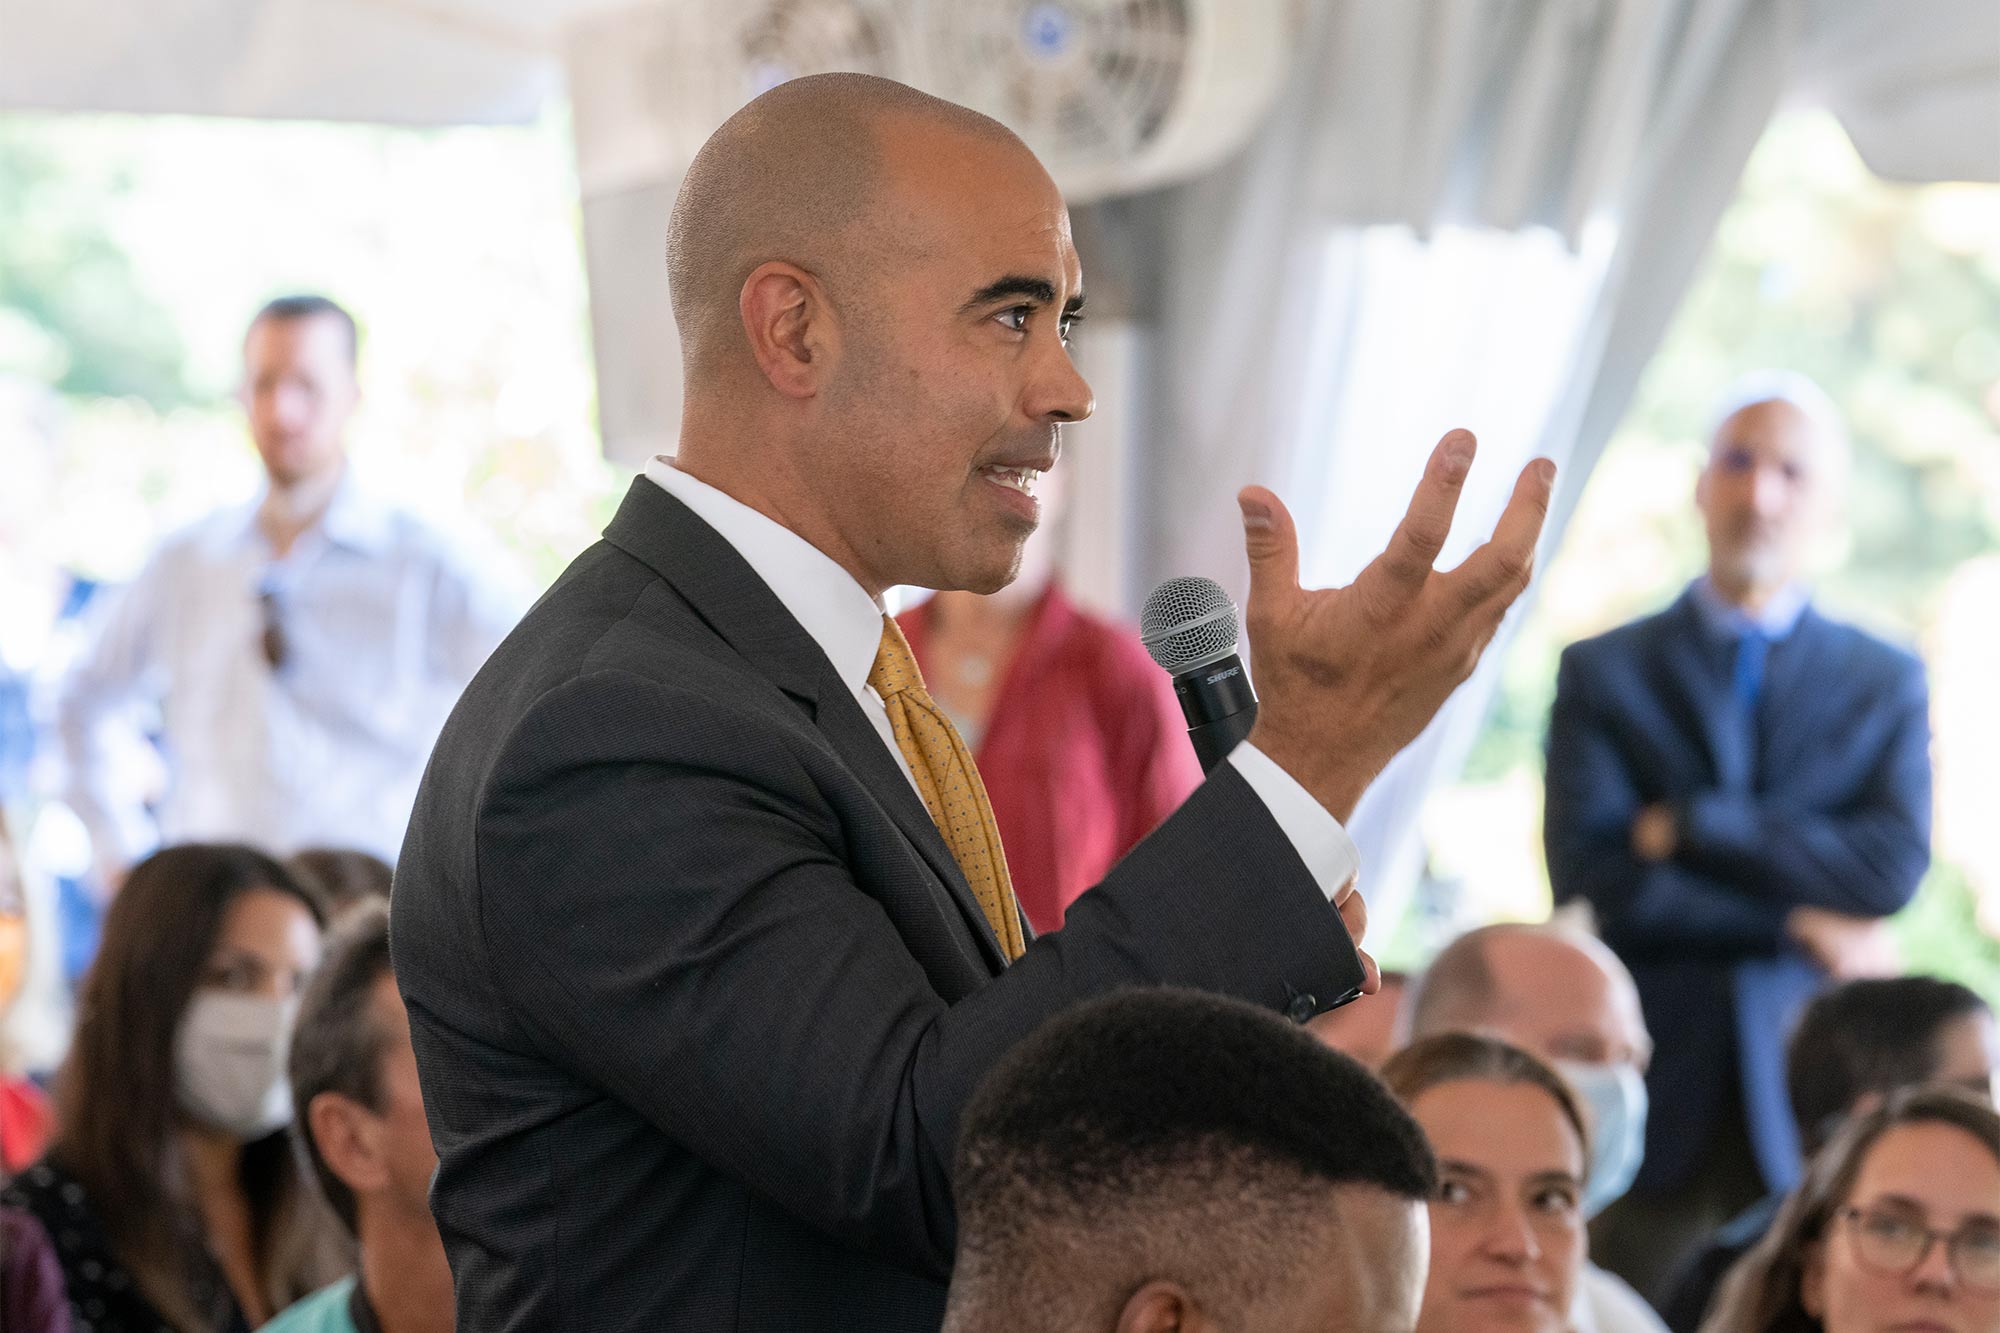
[868,615,1027,961]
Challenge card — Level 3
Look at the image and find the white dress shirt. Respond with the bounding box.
[56,473,526,876]
[645,457,1360,905]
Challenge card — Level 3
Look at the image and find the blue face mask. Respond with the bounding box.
[1555,1059,1648,1218]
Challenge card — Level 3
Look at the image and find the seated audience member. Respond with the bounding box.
[1,844,348,1331]
[1699,1085,2000,1333]
[286,847,394,921]
[3,1204,70,1332]
[1383,1033,1592,1333]
[267,902,450,1333]
[1661,975,1997,1331]
[1401,922,1664,1333]
[1,816,53,1174]
[1308,968,1409,1069]
[941,988,1437,1333]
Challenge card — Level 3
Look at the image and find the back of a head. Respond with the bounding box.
[666,72,1023,380]
[945,988,1435,1332]
[290,901,394,1236]
[1787,975,1991,1156]
[1408,922,1639,1043]
[286,847,394,921]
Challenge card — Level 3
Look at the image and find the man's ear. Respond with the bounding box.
[738,260,837,399]
[307,1091,391,1197]
[1115,1279,1205,1333]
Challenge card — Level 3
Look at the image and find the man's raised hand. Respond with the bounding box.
[1241,429,1555,821]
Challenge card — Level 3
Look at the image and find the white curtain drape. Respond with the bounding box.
[1112,0,1800,929]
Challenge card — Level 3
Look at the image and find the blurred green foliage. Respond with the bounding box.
[0,125,193,403]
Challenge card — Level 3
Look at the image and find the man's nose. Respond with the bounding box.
[1751,465,1791,517]
[1026,341,1094,424]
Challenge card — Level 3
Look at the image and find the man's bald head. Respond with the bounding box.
[1408,923,1651,1070]
[667,73,1028,378]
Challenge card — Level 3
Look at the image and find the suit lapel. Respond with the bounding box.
[601,480,1008,972]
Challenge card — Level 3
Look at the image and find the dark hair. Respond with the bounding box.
[1701,1085,2000,1333]
[289,901,394,1235]
[1379,1031,1592,1161]
[52,844,343,1329]
[948,988,1435,1324]
[286,848,393,921]
[1787,976,1990,1155]
[249,294,358,365]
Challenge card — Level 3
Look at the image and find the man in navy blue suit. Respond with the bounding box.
[1544,373,1931,1302]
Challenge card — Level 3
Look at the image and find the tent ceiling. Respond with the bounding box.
[1,0,1993,186]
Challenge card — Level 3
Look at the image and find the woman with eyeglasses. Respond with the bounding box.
[1700,1085,2000,1333]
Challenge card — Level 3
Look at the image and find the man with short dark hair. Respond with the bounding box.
[1657,974,1997,1331]
[943,988,1435,1333]
[56,295,522,886]
[268,903,453,1333]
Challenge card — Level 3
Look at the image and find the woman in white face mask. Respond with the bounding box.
[0,843,350,1331]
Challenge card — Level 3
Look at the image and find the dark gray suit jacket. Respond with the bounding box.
[390,478,1355,1331]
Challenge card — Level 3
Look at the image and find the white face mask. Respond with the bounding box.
[175,991,298,1140]
[1555,1058,1649,1219]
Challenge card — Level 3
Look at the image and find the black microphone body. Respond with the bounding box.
[1171,652,1258,774]
[1141,576,1367,1015]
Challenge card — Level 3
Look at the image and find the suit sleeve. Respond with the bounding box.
[474,671,1350,1280]
[1544,647,1790,954]
[1673,656,1931,918]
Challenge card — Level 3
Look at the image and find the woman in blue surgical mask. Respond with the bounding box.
[0,843,349,1331]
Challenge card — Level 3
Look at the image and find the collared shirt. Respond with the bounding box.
[57,473,525,874]
[645,457,1359,905]
[1690,576,1809,643]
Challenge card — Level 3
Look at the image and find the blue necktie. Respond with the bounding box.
[1733,627,1769,712]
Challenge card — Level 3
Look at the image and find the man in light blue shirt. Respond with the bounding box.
[56,296,523,885]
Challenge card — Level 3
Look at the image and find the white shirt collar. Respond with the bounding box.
[234,469,396,559]
[643,455,886,692]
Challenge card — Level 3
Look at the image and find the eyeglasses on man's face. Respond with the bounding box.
[1838,1203,2000,1292]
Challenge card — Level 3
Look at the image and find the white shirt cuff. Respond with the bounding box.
[1228,742,1360,903]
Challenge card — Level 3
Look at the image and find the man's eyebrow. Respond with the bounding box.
[960,275,1058,312]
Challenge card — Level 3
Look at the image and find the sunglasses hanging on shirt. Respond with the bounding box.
[257,580,288,672]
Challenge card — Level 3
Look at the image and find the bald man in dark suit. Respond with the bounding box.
[392,73,1553,1331]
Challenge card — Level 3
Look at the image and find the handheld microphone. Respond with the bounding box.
[1141,577,1257,774]
[1142,575,1368,1015]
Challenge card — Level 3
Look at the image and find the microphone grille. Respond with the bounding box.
[1140,577,1241,674]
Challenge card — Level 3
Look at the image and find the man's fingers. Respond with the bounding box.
[1239,485,1302,611]
[1336,878,1369,947]
[1373,430,1478,595]
[1451,456,1555,608]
